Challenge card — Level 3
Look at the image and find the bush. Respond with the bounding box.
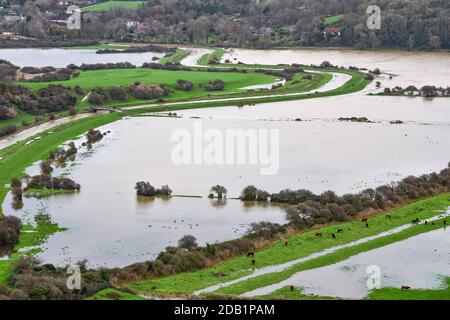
[178,235,198,251]
[128,84,169,99]
[176,79,194,91]
[0,124,17,137]
[135,181,156,196]
[0,216,22,246]
[109,86,127,101]
[204,79,225,91]
[0,105,17,120]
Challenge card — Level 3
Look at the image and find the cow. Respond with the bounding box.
[251,259,256,266]
[285,241,288,247]
[315,232,323,237]
[366,223,369,228]
[337,229,344,233]
[444,219,447,225]
[401,285,411,290]
[386,214,392,219]
[331,233,336,239]
[247,252,254,258]
[412,218,420,225]
[361,218,368,223]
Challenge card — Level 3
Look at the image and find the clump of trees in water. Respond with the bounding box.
[209,185,227,199]
[240,185,270,201]
[135,182,172,197]
[240,163,450,229]
[383,85,450,98]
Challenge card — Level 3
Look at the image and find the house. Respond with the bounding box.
[323,27,341,36]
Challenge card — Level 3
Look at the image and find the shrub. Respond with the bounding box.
[135,181,156,196]
[178,235,198,251]
[109,86,127,101]
[0,124,17,137]
[176,79,194,91]
[204,79,225,91]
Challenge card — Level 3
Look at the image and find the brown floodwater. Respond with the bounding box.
[1,48,449,270]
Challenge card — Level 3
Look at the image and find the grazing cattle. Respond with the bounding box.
[366,223,369,228]
[331,233,336,239]
[290,285,294,291]
[412,218,420,225]
[247,252,255,258]
[431,221,436,225]
[425,220,428,225]
[337,229,344,233]
[401,285,411,290]
[285,241,288,246]
[315,232,323,237]
[361,218,368,223]
[444,219,447,225]
[251,259,256,266]
[386,214,392,219]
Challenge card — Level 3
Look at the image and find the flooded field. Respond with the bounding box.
[0,48,162,68]
[243,225,450,299]
[1,48,449,277]
[3,116,450,267]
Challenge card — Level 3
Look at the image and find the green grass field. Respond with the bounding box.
[126,193,450,298]
[324,14,344,26]
[82,1,143,11]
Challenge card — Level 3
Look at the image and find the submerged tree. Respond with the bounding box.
[135,181,156,197]
[210,185,227,199]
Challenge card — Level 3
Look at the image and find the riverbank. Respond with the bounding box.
[124,193,450,298]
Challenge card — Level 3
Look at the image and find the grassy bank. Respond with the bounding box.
[126,193,450,297]
[367,278,450,300]
[159,48,190,64]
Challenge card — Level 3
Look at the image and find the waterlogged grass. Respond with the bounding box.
[367,278,450,300]
[0,218,66,284]
[257,286,336,300]
[128,193,450,297]
[24,188,77,197]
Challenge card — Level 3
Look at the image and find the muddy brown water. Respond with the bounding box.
[1,48,449,271]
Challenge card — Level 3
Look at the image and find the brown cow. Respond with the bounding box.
[315,232,323,237]
[361,218,368,223]
[386,214,392,219]
[401,285,411,290]
[247,252,254,258]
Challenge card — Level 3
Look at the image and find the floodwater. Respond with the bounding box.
[242,224,450,299]
[3,116,450,267]
[0,48,163,68]
[222,48,450,87]
[1,48,449,272]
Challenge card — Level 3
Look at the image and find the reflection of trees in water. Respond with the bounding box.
[210,198,227,208]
